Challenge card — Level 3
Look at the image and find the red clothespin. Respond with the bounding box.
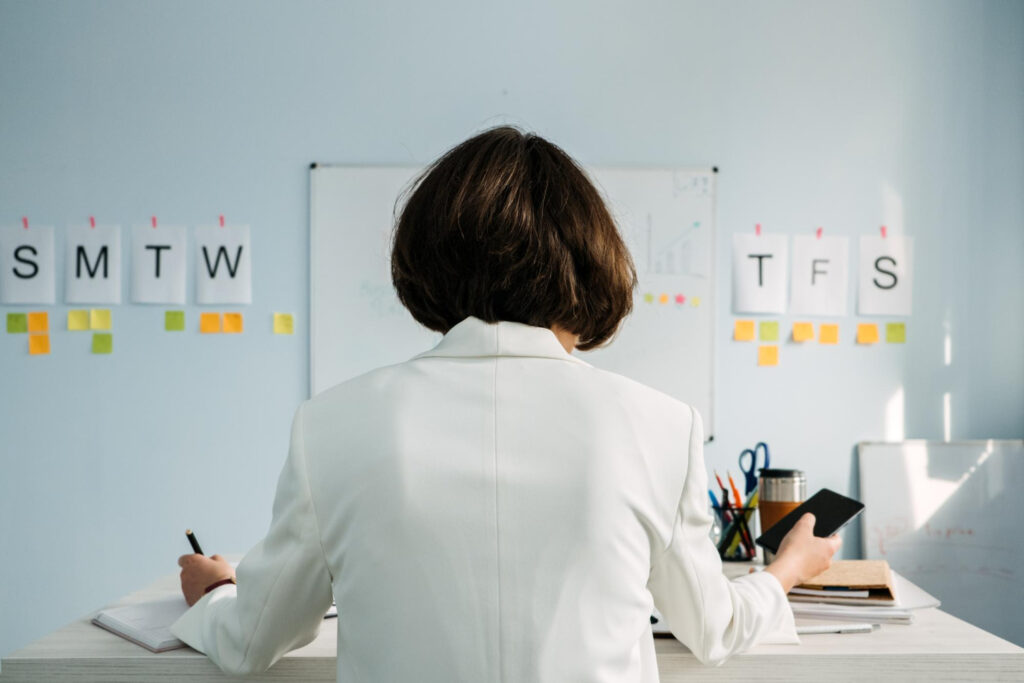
[219,214,225,228]
[22,216,28,230]
[89,216,96,229]
[880,225,887,238]
[152,216,158,229]
[755,222,762,236]
[816,226,823,239]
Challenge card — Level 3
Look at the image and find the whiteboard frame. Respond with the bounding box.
[309,163,717,440]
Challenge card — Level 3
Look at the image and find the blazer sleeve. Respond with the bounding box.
[647,406,797,666]
[170,403,334,675]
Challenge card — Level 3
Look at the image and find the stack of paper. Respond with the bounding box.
[788,563,940,625]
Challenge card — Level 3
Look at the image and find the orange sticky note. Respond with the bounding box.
[857,323,880,344]
[200,312,222,334]
[734,320,755,341]
[29,334,50,355]
[792,322,814,342]
[223,312,243,333]
[658,293,669,304]
[27,312,48,333]
[757,345,779,366]
[819,324,839,345]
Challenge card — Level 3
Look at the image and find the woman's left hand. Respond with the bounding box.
[178,553,236,606]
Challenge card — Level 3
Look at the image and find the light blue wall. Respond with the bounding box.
[1,0,1021,659]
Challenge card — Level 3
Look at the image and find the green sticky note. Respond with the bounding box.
[6,313,28,333]
[165,310,185,331]
[91,333,113,354]
[759,321,779,342]
[886,322,906,344]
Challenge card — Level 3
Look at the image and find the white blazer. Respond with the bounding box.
[172,316,796,681]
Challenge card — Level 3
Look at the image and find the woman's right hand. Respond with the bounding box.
[764,513,842,593]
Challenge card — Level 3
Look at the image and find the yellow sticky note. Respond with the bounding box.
[734,320,755,341]
[28,334,50,355]
[223,312,243,333]
[793,322,814,342]
[886,322,906,344]
[68,310,89,331]
[273,313,294,335]
[691,296,701,307]
[757,345,779,366]
[759,321,779,342]
[857,323,880,344]
[90,309,111,330]
[27,312,48,333]
[199,312,221,334]
[819,324,839,345]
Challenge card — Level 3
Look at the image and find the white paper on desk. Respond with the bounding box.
[892,572,940,610]
[92,596,189,652]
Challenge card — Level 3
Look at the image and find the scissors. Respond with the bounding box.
[738,442,770,496]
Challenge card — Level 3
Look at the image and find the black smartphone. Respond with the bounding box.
[755,488,865,553]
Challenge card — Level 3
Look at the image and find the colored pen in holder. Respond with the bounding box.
[712,504,758,561]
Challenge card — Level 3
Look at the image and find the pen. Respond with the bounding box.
[186,529,204,555]
[727,472,744,513]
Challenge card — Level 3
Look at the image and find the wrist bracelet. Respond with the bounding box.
[204,577,237,594]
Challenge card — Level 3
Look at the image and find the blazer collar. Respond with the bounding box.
[413,316,591,366]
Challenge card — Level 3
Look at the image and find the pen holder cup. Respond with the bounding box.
[712,505,758,562]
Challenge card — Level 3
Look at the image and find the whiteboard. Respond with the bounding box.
[310,165,716,438]
[859,440,1024,646]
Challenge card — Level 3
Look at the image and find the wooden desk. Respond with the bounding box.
[2,572,1022,682]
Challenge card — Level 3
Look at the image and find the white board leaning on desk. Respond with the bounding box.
[859,440,1024,647]
[310,165,717,438]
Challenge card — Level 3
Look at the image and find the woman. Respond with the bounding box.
[174,126,839,681]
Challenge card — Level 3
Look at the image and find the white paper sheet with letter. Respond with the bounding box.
[0,224,56,304]
[732,233,788,313]
[65,224,122,304]
[132,225,187,304]
[195,225,251,304]
[858,235,913,315]
[789,235,848,316]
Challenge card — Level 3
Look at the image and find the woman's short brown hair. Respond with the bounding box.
[391,126,637,351]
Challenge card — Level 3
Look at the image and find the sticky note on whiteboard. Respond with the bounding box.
[27,311,48,333]
[857,323,880,344]
[90,309,112,330]
[91,333,113,354]
[223,312,243,333]
[792,322,814,342]
[819,324,839,345]
[886,322,906,343]
[759,321,779,342]
[757,345,779,366]
[164,310,185,331]
[68,310,89,331]
[273,313,294,335]
[7,313,28,333]
[734,320,755,341]
[29,334,50,355]
[199,312,221,334]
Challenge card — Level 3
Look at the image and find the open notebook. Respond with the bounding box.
[93,596,338,652]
